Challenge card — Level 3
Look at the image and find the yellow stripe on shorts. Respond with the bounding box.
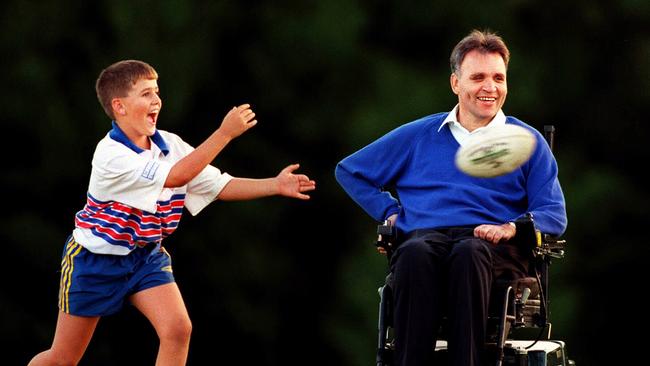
[160,246,172,272]
[58,238,83,313]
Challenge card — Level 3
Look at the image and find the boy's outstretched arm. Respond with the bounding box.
[165,104,257,188]
[217,164,316,201]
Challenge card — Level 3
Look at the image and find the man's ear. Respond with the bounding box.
[111,98,126,116]
[450,73,459,95]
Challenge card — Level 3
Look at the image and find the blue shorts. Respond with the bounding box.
[58,236,175,317]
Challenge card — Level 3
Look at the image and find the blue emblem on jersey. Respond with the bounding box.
[142,161,159,180]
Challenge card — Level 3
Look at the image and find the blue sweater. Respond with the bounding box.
[335,112,567,236]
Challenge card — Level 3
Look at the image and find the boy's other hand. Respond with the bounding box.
[276,164,316,200]
[218,104,257,139]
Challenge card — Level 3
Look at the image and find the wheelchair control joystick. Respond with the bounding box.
[376,220,396,258]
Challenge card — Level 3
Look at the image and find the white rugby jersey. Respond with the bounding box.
[73,122,232,255]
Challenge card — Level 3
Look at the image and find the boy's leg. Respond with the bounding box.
[28,311,99,366]
[130,282,192,366]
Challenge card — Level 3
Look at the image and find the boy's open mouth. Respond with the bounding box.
[147,112,158,124]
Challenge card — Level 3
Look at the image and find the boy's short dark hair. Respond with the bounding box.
[450,30,510,75]
[95,60,158,120]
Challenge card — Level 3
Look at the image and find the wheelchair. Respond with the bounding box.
[373,126,575,366]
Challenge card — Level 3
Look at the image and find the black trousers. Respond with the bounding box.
[390,228,529,366]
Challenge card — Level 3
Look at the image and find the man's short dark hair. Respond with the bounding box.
[450,30,510,74]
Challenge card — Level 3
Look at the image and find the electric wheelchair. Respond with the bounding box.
[373,126,575,366]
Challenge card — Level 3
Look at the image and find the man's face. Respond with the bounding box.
[450,50,507,128]
[114,78,162,138]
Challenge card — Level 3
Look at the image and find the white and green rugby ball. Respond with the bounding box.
[455,124,536,178]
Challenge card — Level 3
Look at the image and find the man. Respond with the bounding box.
[335,30,566,366]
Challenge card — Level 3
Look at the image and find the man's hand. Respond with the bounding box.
[276,164,316,200]
[217,104,257,140]
[473,223,516,245]
[386,213,398,227]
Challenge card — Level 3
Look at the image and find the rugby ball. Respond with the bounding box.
[455,124,536,178]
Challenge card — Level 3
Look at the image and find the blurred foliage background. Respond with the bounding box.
[1,0,648,365]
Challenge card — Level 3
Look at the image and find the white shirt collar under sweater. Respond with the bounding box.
[438,105,507,146]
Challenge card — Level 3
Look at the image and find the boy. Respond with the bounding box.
[29,59,316,366]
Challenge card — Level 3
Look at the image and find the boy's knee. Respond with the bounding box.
[159,316,193,343]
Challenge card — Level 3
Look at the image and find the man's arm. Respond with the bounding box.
[217,164,315,201]
[523,133,567,236]
[334,123,420,222]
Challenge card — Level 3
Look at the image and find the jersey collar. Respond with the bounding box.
[109,121,169,156]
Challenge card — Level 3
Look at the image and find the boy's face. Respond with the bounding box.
[113,78,161,138]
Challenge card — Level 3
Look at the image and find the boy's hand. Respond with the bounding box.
[217,104,257,139]
[276,164,316,200]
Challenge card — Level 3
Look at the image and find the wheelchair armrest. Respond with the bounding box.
[513,214,566,260]
[513,215,538,248]
[375,214,567,260]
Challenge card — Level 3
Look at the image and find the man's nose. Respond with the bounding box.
[482,81,497,92]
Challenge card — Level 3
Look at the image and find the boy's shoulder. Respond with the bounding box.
[91,133,136,168]
[95,131,128,152]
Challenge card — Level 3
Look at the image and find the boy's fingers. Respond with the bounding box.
[284,163,300,173]
[295,193,311,200]
[299,182,316,190]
